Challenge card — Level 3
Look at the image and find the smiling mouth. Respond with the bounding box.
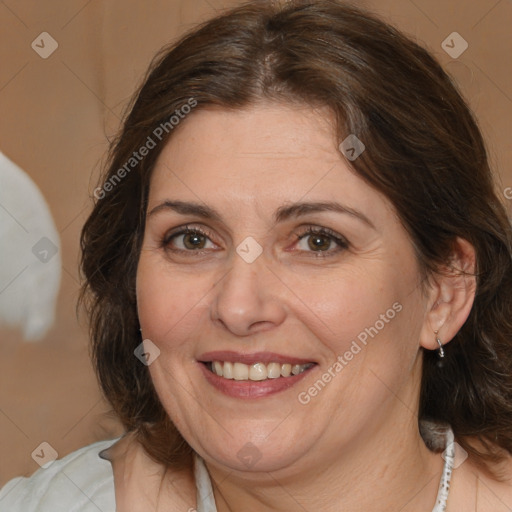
[206,361,315,381]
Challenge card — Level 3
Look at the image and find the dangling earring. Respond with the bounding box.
[434,331,445,358]
[434,330,445,367]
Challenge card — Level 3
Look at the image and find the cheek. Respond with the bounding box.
[293,262,423,368]
[308,281,424,417]
[136,254,214,346]
[285,266,399,340]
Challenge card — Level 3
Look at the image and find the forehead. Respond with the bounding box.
[155,102,335,164]
[148,102,391,222]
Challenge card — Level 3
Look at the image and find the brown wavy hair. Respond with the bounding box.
[80,0,512,478]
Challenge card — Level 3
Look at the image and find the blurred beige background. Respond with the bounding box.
[0,0,510,487]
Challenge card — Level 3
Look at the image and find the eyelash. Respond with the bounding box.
[161,224,349,258]
[294,226,349,257]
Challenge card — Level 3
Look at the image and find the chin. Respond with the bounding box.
[202,435,312,474]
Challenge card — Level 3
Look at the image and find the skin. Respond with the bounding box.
[135,101,486,511]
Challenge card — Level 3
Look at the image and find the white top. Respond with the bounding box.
[0,438,117,512]
[0,429,454,511]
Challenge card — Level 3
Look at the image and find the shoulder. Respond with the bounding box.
[0,437,119,512]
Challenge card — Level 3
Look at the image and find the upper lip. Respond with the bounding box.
[198,351,316,366]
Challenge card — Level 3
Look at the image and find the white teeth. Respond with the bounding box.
[213,361,223,377]
[291,364,302,375]
[223,361,234,379]
[280,363,292,377]
[267,362,281,379]
[249,362,267,381]
[233,362,249,380]
[209,361,313,380]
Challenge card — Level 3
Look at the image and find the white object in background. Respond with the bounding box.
[0,151,61,340]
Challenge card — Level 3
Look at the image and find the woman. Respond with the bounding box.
[2,1,512,510]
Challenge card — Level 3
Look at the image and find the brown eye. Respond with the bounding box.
[295,227,349,256]
[181,232,207,250]
[162,226,216,253]
[306,233,332,251]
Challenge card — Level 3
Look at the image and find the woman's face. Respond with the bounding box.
[136,102,431,474]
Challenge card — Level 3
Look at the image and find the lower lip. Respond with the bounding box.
[198,362,316,399]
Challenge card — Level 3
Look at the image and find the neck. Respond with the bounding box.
[204,400,444,511]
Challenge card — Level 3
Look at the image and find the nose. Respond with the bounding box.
[210,251,287,337]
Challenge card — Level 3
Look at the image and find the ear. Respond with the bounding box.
[419,237,477,351]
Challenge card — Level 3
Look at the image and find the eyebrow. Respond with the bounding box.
[148,200,375,229]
